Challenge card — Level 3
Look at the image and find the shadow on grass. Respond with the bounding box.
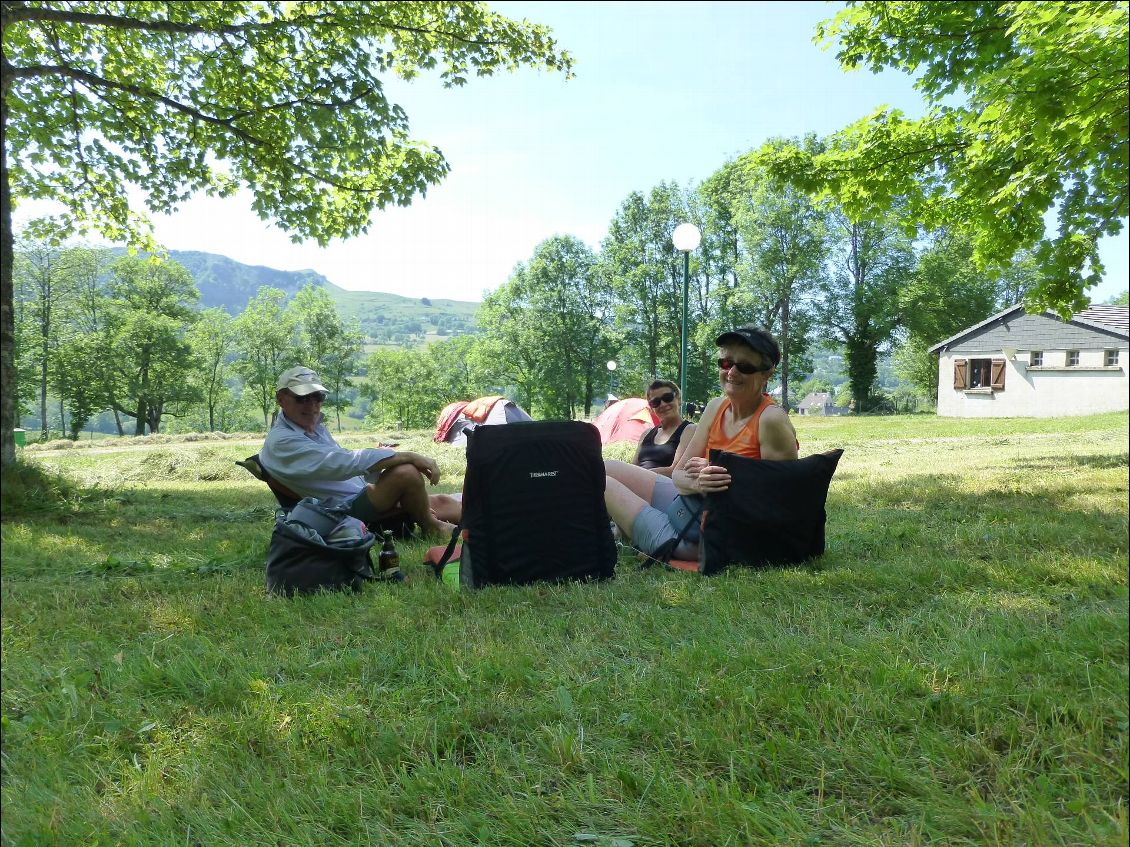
[1010,452,1129,472]
[1,479,280,579]
[3,456,1127,589]
[2,479,462,582]
[1,459,93,517]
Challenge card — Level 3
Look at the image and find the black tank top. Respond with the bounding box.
[637,421,690,470]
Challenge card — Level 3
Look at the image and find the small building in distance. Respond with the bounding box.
[797,392,849,416]
[929,304,1128,418]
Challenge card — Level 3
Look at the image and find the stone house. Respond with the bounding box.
[797,392,849,416]
[929,305,1128,417]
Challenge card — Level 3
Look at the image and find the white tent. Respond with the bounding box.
[434,396,533,446]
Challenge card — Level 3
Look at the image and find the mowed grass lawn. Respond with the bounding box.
[2,412,1127,847]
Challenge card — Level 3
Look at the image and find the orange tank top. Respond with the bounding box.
[706,395,775,459]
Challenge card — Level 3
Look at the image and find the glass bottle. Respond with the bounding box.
[378,530,403,581]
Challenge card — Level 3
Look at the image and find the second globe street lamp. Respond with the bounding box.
[672,223,702,415]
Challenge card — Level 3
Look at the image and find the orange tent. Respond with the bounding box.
[593,398,659,445]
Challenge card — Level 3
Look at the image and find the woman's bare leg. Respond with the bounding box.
[428,493,462,524]
[604,460,662,503]
[605,476,649,541]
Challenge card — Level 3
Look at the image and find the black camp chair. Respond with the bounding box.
[236,454,301,511]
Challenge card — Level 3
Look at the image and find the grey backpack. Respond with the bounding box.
[265,498,376,596]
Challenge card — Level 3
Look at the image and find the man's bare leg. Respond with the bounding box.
[364,464,455,538]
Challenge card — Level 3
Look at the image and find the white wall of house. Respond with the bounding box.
[937,347,1129,417]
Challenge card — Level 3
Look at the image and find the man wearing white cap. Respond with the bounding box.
[260,365,459,537]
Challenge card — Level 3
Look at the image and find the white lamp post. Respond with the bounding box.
[606,360,617,401]
[672,223,701,414]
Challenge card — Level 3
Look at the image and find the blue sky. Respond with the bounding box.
[18,1,1128,303]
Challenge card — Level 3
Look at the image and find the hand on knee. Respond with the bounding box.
[386,462,425,490]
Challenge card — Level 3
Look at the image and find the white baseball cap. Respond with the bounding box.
[277,366,327,396]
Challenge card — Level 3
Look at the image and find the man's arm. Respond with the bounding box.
[261,426,394,483]
[368,451,441,486]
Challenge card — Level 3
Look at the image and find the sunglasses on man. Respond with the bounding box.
[648,391,677,408]
[289,391,328,404]
[717,357,771,375]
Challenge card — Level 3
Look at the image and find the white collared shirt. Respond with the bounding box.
[259,412,395,505]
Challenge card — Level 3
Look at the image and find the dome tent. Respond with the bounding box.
[433,395,533,446]
[592,397,659,445]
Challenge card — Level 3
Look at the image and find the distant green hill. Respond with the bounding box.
[123,249,481,344]
[162,250,333,312]
[332,289,479,346]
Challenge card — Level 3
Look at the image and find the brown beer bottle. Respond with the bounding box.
[378,530,404,582]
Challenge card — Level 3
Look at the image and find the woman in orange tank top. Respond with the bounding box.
[603,325,797,561]
[705,392,776,458]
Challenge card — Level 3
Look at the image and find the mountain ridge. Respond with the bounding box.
[120,248,482,344]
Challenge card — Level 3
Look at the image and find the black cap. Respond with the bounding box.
[715,325,780,367]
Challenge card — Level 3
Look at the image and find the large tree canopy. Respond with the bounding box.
[758,1,1128,316]
[0,0,573,465]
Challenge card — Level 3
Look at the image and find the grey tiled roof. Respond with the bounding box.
[1075,305,1129,335]
[929,304,1129,352]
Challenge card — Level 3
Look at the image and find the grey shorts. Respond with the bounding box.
[630,475,703,557]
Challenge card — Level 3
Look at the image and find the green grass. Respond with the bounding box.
[2,413,1127,846]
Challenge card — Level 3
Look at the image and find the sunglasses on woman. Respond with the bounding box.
[648,391,676,408]
[717,357,770,375]
[290,391,328,404]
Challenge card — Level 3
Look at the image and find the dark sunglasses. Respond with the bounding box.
[717,357,770,375]
[290,391,327,404]
[648,391,677,408]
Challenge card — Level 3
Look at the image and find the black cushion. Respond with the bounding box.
[699,448,843,575]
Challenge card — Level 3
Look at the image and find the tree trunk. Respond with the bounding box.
[147,400,161,433]
[39,306,49,440]
[135,372,147,435]
[845,340,878,412]
[135,354,149,435]
[1,90,16,467]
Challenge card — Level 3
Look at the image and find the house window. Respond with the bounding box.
[969,359,993,388]
[1067,350,1080,366]
[1105,350,1120,367]
[1030,350,1043,366]
[953,358,1006,390]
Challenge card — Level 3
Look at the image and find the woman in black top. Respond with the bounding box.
[633,380,697,477]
